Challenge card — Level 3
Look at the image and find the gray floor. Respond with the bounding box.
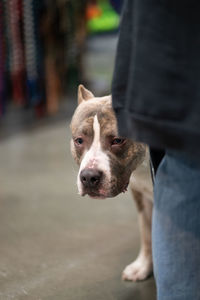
[0,34,156,299]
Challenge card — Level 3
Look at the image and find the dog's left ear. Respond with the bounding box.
[78,85,94,105]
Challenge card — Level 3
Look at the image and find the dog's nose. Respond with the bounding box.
[80,169,102,188]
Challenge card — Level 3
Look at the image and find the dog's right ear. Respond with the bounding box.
[78,85,94,105]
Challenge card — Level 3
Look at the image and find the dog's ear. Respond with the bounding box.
[78,85,94,105]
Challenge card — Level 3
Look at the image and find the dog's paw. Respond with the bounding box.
[122,254,153,282]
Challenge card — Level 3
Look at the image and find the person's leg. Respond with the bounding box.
[152,151,200,300]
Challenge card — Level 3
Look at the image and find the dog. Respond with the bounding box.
[70,85,153,282]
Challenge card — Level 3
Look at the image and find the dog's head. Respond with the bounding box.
[70,85,146,199]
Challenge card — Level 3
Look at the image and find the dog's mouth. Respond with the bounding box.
[80,189,107,199]
[80,181,129,199]
[87,192,107,199]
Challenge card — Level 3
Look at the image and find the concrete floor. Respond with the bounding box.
[0,34,156,299]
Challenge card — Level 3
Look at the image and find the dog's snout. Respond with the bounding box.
[80,169,102,188]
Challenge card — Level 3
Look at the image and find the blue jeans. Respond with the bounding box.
[153,151,200,300]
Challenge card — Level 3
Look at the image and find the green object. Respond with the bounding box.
[87,1,119,33]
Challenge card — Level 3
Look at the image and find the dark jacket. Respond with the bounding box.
[112,0,200,155]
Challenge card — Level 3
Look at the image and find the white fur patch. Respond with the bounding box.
[122,252,153,281]
[77,115,111,195]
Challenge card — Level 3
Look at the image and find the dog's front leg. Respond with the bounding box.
[122,189,153,282]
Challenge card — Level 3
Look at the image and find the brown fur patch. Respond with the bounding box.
[70,96,112,137]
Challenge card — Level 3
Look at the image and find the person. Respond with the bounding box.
[111,0,200,299]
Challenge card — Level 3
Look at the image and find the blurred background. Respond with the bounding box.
[0,0,121,132]
[0,1,156,299]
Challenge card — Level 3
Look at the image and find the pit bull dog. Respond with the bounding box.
[70,85,153,281]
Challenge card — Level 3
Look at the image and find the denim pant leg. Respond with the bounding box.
[152,151,200,300]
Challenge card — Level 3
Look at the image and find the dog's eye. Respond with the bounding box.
[75,137,84,145]
[111,138,125,146]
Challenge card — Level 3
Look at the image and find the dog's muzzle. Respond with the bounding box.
[78,168,128,199]
[79,168,108,199]
[80,168,103,189]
